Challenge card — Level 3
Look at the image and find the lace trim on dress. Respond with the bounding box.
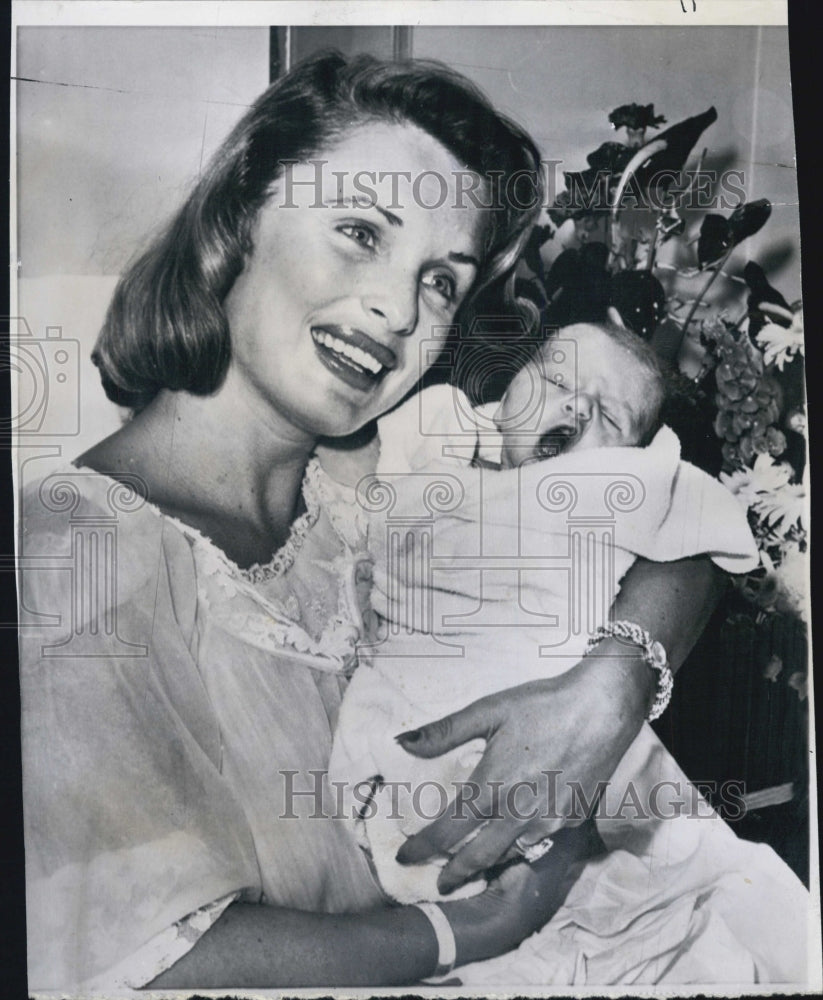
[73,458,323,583]
[306,458,369,551]
[79,891,240,990]
[160,459,323,585]
[71,457,368,673]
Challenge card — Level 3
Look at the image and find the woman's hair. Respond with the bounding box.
[93,51,544,410]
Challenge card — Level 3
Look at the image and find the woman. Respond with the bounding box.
[19,52,796,990]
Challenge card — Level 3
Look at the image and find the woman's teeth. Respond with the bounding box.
[313,331,384,375]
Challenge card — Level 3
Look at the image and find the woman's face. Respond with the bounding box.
[223,121,488,438]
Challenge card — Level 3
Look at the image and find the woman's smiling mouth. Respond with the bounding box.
[311,324,397,391]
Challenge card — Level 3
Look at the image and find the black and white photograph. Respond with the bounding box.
[9,0,819,994]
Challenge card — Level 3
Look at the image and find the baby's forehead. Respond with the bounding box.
[530,324,614,373]
[542,323,609,353]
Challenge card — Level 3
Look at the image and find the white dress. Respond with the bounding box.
[19,459,383,991]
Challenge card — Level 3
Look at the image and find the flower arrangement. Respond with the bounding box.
[521,101,807,634]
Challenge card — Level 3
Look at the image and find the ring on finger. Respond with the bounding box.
[513,834,554,863]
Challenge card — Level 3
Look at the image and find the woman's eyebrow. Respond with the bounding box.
[323,196,478,267]
[322,196,402,228]
[448,251,480,268]
[375,205,402,227]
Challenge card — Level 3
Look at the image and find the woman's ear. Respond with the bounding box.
[606,305,628,329]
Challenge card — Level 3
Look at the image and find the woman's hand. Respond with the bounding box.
[395,555,727,895]
[442,821,603,967]
[395,643,650,895]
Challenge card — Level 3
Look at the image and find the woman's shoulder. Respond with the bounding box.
[19,464,198,622]
[23,463,169,540]
[22,464,147,543]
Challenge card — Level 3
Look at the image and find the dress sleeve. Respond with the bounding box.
[19,480,261,990]
[79,890,241,990]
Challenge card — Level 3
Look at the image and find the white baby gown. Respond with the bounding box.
[330,384,811,986]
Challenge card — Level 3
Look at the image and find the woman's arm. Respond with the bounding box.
[392,555,728,894]
[147,901,438,989]
[614,553,728,674]
[581,553,729,726]
[147,852,566,989]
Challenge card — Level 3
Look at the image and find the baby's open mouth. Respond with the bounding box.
[533,423,579,458]
[311,325,397,387]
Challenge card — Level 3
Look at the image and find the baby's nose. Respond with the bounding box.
[565,393,593,422]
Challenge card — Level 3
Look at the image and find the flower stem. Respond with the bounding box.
[675,245,735,357]
[646,220,661,271]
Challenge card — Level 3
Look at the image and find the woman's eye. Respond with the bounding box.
[422,271,456,303]
[338,223,377,250]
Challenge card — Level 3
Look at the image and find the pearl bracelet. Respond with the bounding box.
[585,621,673,722]
[412,901,456,977]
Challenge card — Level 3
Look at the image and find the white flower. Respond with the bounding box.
[756,306,804,370]
[720,453,805,536]
[720,452,791,504]
[755,481,806,532]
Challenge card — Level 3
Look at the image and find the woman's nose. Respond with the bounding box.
[362,278,418,338]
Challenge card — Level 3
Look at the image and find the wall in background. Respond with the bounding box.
[13,25,800,470]
[14,27,271,466]
[17,26,270,277]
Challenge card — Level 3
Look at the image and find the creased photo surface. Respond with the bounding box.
[10,1,818,996]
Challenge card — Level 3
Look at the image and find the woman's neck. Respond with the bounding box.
[77,384,317,568]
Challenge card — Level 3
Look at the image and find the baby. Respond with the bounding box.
[328,322,757,903]
[489,321,663,467]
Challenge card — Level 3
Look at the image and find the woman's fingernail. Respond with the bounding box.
[395,730,420,744]
[396,841,414,864]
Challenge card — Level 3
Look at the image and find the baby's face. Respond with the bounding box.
[495,325,654,468]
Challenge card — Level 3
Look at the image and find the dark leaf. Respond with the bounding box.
[743,260,791,342]
[579,241,611,271]
[698,213,734,268]
[543,247,586,298]
[586,141,635,173]
[729,199,772,244]
[631,106,718,191]
[698,200,772,269]
[743,261,790,311]
[541,244,611,328]
[609,270,667,340]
